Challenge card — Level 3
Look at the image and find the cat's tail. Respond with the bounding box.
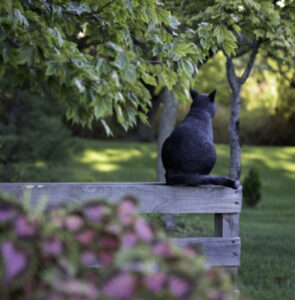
[165,171,239,189]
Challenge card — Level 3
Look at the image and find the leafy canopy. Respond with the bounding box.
[194,0,295,57]
[0,0,223,133]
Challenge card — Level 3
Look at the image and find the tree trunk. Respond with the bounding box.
[225,39,260,180]
[156,87,179,230]
[228,89,242,180]
[157,87,179,182]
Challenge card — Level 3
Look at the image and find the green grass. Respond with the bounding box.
[25,139,295,300]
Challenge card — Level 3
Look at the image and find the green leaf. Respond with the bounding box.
[138,112,149,125]
[115,104,124,124]
[142,72,157,86]
[52,27,64,48]
[122,64,137,83]
[232,24,241,34]
[213,25,226,44]
[105,42,123,53]
[24,10,40,21]
[100,119,113,136]
[160,67,178,90]
[180,59,194,77]
[67,3,91,15]
[13,9,29,29]
[125,0,133,14]
[18,46,34,66]
[73,79,85,93]
[169,15,180,30]
[0,0,12,10]
[95,58,104,73]
[223,40,237,56]
[114,52,128,70]
[45,61,61,77]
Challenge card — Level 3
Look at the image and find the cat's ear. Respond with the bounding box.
[190,88,199,99]
[209,89,217,102]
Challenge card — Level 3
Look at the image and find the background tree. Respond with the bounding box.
[195,0,295,179]
[0,83,72,182]
[0,0,213,181]
[0,0,214,131]
[1,0,241,182]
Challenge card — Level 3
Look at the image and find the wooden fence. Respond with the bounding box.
[0,182,242,271]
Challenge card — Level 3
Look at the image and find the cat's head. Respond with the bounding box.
[190,88,217,117]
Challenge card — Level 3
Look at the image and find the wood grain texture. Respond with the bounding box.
[214,214,240,237]
[172,237,240,267]
[214,213,240,284]
[0,183,242,213]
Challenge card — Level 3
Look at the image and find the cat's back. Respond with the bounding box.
[161,89,218,175]
[162,117,216,174]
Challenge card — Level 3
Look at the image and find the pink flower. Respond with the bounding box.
[107,224,121,234]
[168,276,190,297]
[122,232,137,248]
[84,204,107,223]
[183,246,197,258]
[118,199,137,226]
[135,219,153,241]
[144,272,166,292]
[81,251,97,266]
[98,250,114,266]
[1,241,27,283]
[75,230,95,245]
[65,215,84,232]
[43,238,63,256]
[100,234,119,249]
[152,241,172,257]
[14,216,36,237]
[0,208,16,222]
[53,279,98,298]
[103,272,136,299]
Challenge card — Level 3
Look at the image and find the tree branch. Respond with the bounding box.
[239,38,261,84]
[98,0,117,13]
[223,49,239,91]
[131,34,153,45]
[235,46,252,58]
[144,60,163,65]
[6,36,21,48]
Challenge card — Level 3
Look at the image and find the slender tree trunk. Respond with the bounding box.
[157,87,179,182]
[228,89,242,179]
[225,39,260,180]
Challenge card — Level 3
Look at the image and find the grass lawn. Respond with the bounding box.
[24,139,295,300]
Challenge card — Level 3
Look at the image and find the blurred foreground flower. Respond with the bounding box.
[0,193,237,299]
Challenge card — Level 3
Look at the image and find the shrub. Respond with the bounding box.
[243,168,262,207]
[0,87,73,182]
[0,193,237,300]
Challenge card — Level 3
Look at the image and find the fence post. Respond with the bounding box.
[214,213,240,285]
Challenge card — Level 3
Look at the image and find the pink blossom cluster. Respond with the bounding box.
[0,194,236,300]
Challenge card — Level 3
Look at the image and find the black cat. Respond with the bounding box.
[161,88,239,189]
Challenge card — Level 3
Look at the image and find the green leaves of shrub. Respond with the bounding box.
[243,168,262,207]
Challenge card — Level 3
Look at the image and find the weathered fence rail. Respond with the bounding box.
[0,182,242,269]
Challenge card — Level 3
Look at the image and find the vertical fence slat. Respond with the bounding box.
[214,213,240,286]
